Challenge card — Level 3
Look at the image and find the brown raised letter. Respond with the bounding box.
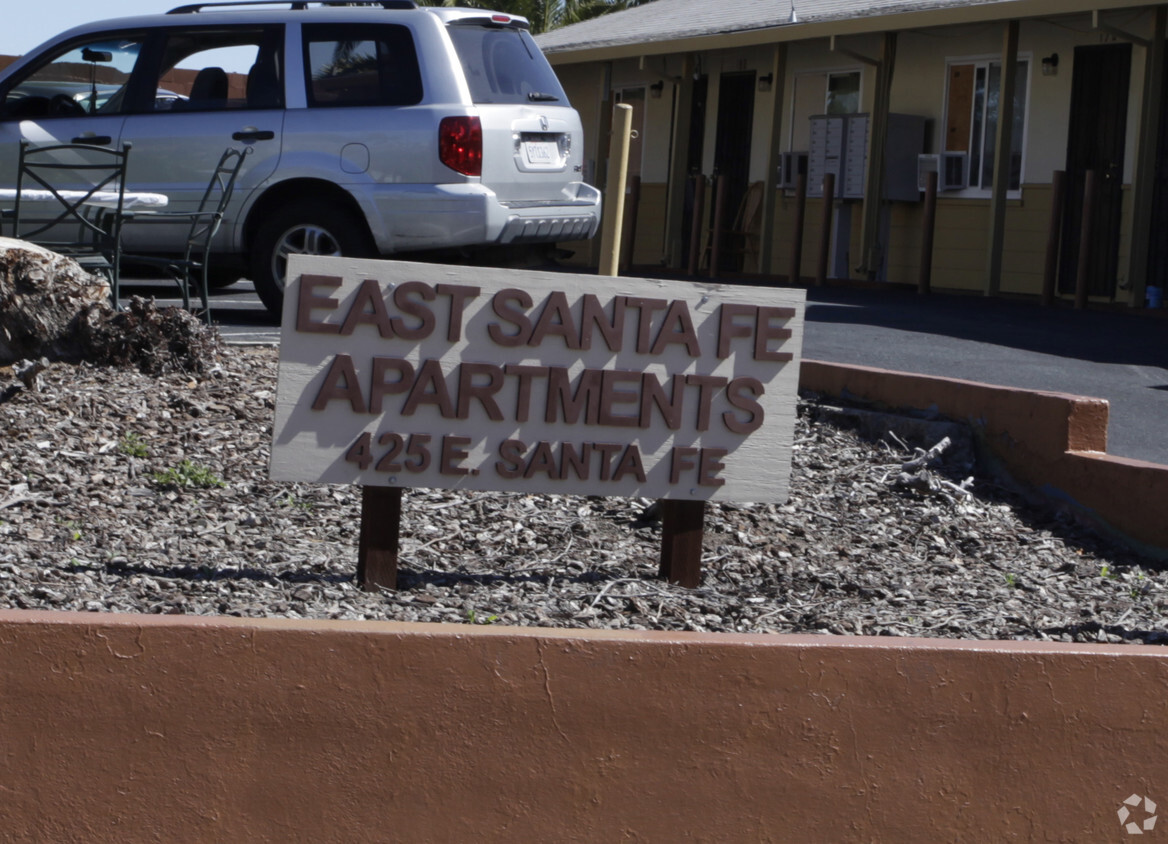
[296,274,342,334]
[368,357,415,414]
[456,362,505,421]
[649,300,701,357]
[340,278,394,337]
[754,306,796,362]
[722,376,765,434]
[698,448,728,487]
[440,435,472,476]
[716,302,754,358]
[488,289,534,347]
[389,281,436,340]
[528,290,582,349]
[311,354,366,412]
[436,283,480,342]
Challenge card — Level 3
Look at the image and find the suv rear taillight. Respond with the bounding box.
[439,116,482,176]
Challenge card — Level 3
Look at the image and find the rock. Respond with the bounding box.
[14,357,49,391]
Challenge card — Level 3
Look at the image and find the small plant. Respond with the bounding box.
[1101,564,1118,580]
[57,518,82,542]
[467,609,499,625]
[117,432,149,458]
[282,494,314,511]
[1004,572,1017,589]
[151,460,226,490]
[1130,571,1148,600]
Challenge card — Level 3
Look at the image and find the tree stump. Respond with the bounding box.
[0,237,110,364]
[0,237,220,375]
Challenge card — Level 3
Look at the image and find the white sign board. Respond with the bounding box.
[270,257,805,503]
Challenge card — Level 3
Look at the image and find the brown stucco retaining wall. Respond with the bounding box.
[800,358,1168,553]
[1,610,1166,842]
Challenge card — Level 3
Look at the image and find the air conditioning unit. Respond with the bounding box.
[779,150,809,189]
[917,152,967,192]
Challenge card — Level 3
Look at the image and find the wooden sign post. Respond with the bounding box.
[272,258,805,590]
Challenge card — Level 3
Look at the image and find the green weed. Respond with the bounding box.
[151,460,226,490]
[117,433,149,458]
[467,609,499,625]
[282,494,314,511]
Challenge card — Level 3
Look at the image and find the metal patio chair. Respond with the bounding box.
[126,146,251,323]
[7,140,133,297]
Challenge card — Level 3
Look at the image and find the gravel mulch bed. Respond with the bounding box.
[1,343,1165,645]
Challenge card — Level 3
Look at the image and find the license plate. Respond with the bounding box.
[523,141,558,166]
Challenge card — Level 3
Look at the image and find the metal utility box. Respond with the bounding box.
[806,113,925,201]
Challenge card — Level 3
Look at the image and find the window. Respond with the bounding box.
[944,58,1029,190]
[1,34,145,119]
[789,69,861,150]
[154,28,283,112]
[303,25,421,108]
[447,24,565,105]
[825,71,861,115]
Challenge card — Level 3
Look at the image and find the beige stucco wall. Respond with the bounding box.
[552,11,1161,296]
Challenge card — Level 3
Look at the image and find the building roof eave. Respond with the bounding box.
[542,0,1151,66]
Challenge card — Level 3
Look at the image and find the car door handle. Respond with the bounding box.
[232,130,275,142]
[72,135,112,145]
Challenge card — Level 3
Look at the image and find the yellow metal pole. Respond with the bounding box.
[599,103,634,277]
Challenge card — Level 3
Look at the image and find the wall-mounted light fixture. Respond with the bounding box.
[650,80,665,99]
[1041,53,1059,76]
[757,73,774,92]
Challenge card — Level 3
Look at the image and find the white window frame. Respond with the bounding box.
[941,52,1031,198]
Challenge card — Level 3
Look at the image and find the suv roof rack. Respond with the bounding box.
[168,1,417,13]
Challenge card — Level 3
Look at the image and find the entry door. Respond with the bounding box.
[712,71,755,271]
[1146,44,1168,290]
[1059,44,1131,298]
[681,74,709,254]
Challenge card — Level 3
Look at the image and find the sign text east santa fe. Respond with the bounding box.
[270,257,806,503]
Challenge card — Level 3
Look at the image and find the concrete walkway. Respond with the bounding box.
[802,286,1168,465]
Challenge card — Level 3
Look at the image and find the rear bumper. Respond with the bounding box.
[496,182,602,243]
[361,181,601,253]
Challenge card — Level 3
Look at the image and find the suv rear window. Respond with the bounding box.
[447,24,566,105]
[303,24,422,107]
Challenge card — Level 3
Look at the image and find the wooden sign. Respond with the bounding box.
[271,257,806,505]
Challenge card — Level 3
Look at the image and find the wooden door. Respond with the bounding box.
[712,71,755,271]
[1147,44,1168,291]
[1059,44,1131,298]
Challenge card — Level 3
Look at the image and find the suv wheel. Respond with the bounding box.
[250,199,373,315]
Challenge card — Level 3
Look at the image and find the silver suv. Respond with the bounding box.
[0,1,601,315]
